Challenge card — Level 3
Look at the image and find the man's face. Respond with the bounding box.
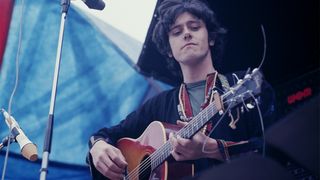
[168,12,211,66]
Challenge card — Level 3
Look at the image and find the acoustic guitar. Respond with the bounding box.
[89,69,263,180]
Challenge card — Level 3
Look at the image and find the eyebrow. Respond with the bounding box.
[170,19,201,31]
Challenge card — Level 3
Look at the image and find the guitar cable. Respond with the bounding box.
[258,24,267,70]
[201,91,266,158]
[201,99,234,155]
[202,25,268,158]
[124,101,234,179]
[123,24,268,180]
[249,92,266,157]
[1,0,24,179]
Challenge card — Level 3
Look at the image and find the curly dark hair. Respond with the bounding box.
[152,0,227,82]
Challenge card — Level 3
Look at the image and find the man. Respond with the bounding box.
[88,0,276,179]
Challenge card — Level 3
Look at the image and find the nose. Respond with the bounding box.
[184,33,191,41]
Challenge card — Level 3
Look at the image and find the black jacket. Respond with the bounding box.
[88,71,277,174]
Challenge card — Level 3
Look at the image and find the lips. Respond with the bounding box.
[182,43,197,49]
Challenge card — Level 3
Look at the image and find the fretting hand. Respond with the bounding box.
[169,120,223,161]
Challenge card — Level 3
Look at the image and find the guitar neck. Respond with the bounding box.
[136,69,263,174]
[150,102,219,170]
[177,102,219,138]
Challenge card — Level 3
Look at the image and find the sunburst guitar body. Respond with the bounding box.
[117,121,194,180]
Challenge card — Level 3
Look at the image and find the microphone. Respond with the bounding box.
[1,109,38,161]
[82,0,105,10]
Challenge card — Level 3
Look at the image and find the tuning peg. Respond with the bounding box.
[246,102,255,109]
[244,73,252,80]
[252,68,259,73]
[237,79,243,84]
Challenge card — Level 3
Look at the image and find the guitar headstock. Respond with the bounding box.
[222,68,263,106]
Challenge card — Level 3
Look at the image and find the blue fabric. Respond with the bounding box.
[0,0,161,179]
[0,151,91,180]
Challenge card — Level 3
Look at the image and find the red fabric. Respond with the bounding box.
[180,84,193,118]
[179,73,217,135]
[0,0,14,69]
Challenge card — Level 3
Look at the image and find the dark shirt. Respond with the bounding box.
[88,71,277,174]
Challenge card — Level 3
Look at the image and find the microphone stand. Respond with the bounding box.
[0,135,16,151]
[39,0,70,179]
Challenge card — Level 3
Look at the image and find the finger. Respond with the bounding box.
[96,158,124,180]
[176,120,188,127]
[171,135,189,155]
[109,148,127,167]
[102,166,124,180]
[107,149,128,172]
[176,135,191,147]
[171,150,185,161]
[195,132,208,145]
[169,132,178,148]
[95,160,108,174]
[169,132,176,142]
[174,144,190,156]
[170,132,190,147]
[174,147,189,156]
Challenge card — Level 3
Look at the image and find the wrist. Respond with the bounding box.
[202,138,223,160]
[216,139,230,162]
[89,136,107,149]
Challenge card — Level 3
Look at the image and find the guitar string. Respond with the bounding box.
[125,104,216,179]
[126,92,240,179]
[127,95,240,179]
[202,100,234,154]
[125,123,210,179]
[126,84,257,179]
[126,90,240,179]
[125,102,219,179]
[126,76,260,179]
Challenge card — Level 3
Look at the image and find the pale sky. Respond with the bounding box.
[71,0,158,42]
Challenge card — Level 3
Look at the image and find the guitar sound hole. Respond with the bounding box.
[138,156,152,180]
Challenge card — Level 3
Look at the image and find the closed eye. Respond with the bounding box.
[188,22,201,31]
[170,27,182,36]
[190,26,200,31]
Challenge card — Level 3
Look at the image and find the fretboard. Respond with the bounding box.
[149,102,219,170]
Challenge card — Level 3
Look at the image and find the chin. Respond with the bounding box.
[182,53,206,62]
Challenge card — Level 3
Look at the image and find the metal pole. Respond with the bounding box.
[39,0,70,179]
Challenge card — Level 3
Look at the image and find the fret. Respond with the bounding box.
[150,153,156,170]
[150,97,238,170]
[182,126,193,138]
[180,126,187,138]
[202,110,207,125]
[187,123,192,137]
[151,99,238,170]
[195,116,200,131]
[205,108,209,124]
[193,118,200,132]
[189,124,193,137]
[201,111,205,126]
[150,143,164,169]
[151,142,171,170]
[142,69,262,176]
[210,103,214,117]
[187,125,191,138]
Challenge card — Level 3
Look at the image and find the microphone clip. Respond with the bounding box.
[0,134,17,151]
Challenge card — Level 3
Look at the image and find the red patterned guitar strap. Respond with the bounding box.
[178,72,218,135]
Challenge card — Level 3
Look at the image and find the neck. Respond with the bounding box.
[180,54,216,83]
